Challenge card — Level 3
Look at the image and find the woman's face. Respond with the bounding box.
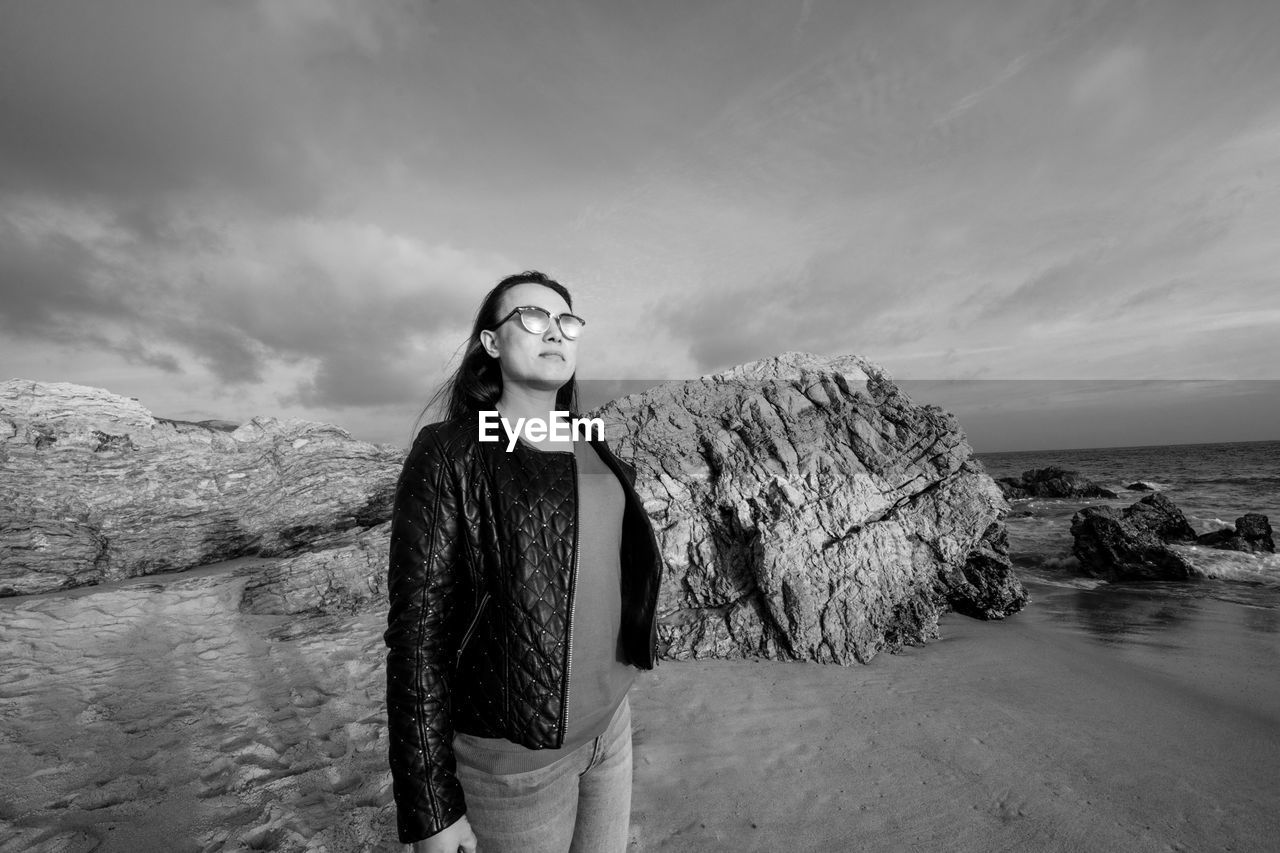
[480,282,579,394]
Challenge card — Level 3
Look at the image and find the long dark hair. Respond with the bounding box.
[411,271,581,439]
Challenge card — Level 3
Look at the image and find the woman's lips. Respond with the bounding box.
[540,352,564,359]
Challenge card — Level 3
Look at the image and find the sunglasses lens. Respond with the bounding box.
[517,307,551,334]
[509,306,584,339]
[559,315,584,339]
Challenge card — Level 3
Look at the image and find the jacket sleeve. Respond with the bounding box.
[384,428,469,843]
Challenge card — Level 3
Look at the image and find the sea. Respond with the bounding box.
[974,438,1280,609]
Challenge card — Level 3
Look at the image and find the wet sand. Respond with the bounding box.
[2,568,1277,852]
[630,579,1280,851]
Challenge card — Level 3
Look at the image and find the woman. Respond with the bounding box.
[385,271,664,853]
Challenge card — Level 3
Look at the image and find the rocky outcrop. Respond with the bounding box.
[938,522,1025,620]
[237,352,1027,665]
[5,355,1027,667]
[1070,493,1203,581]
[0,380,401,596]
[1197,514,1275,554]
[996,466,1118,499]
[239,521,390,616]
[593,352,1027,664]
[1126,481,1158,491]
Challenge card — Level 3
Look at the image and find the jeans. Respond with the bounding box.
[453,694,633,853]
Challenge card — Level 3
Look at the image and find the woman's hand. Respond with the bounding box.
[411,815,477,853]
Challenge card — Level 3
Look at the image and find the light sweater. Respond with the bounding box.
[452,437,637,774]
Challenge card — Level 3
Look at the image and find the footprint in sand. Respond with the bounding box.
[198,741,291,797]
[235,740,287,771]
[198,756,236,798]
[992,790,1029,824]
[317,733,348,759]
[289,687,327,709]
[340,721,382,753]
[75,777,144,811]
[353,777,394,808]
[321,768,363,794]
[218,731,257,752]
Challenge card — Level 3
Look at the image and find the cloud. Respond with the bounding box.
[0,219,114,334]
[1115,278,1195,310]
[0,2,324,213]
[4,0,1280,442]
[0,194,511,407]
[936,51,1032,125]
[0,1,459,222]
[656,238,932,374]
[1071,43,1146,107]
[973,256,1101,323]
[86,335,185,374]
[181,219,511,406]
[285,345,428,409]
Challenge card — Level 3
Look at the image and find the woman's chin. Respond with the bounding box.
[506,358,575,392]
[526,372,573,392]
[535,362,575,382]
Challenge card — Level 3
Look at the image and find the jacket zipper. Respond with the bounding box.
[650,583,661,668]
[559,451,581,746]
[456,591,490,665]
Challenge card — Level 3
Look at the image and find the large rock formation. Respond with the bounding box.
[592,352,1027,664]
[4,354,1028,666]
[0,380,401,596]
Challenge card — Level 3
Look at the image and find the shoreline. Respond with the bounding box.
[628,578,1280,851]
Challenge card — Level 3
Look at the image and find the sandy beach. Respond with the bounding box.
[630,579,1280,851]
[2,566,1277,852]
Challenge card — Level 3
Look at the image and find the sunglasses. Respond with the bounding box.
[492,305,586,340]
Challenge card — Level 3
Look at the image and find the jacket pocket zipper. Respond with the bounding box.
[456,591,491,664]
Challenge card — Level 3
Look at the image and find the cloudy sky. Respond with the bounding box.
[2,0,1277,450]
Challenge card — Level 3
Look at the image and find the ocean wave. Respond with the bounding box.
[1011,553,1116,589]
[1183,516,1236,532]
[1186,475,1280,487]
[1041,554,1081,571]
[1170,545,1280,587]
[1014,567,1108,590]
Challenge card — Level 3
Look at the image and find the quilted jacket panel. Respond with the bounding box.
[385,411,664,843]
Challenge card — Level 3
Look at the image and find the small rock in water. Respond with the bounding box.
[1070,493,1204,581]
[1196,513,1275,554]
[996,466,1118,500]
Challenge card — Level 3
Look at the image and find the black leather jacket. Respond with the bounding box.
[384,410,664,843]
